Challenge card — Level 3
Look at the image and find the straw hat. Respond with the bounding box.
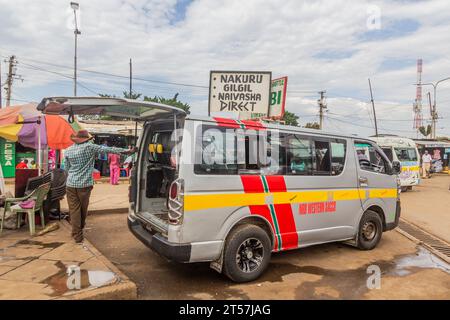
[70,129,93,144]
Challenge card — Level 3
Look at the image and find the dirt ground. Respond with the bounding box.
[85,176,450,300]
[400,174,450,243]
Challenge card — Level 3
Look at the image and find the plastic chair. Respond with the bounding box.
[24,172,52,196]
[0,183,51,236]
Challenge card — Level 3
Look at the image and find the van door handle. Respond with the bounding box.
[359,176,368,186]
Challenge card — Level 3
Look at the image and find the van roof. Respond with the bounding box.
[185,114,365,140]
[370,136,417,147]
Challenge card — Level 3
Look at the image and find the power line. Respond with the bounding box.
[326,115,415,133]
[3,54,209,89]
[17,60,208,98]
[326,111,428,122]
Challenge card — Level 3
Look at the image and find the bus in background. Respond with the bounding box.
[370,135,420,192]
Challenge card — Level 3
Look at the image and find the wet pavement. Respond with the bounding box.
[0,222,136,300]
[85,213,450,299]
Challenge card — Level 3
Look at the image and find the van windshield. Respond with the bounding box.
[381,148,393,161]
[394,148,418,162]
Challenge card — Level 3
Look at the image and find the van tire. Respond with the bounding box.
[357,210,383,250]
[223,224,271,283]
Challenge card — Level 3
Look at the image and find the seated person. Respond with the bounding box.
[291,157,307,173]
[15,159,29,169]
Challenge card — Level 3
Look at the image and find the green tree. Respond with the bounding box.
[99,93,116,98]
[419,125,432,138]
[282,111,299,126]
[123,91,142,100]
[304,122,320,130]
[143,93,190,114]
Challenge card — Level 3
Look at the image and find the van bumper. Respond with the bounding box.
[127,217,191,263]
[385,200,401,231]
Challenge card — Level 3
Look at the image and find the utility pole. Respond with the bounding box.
[5,55,21,107]
[368,78,378,137]
[129,58,133,98]
[427,92,433,138]
[419,77,450,139]
[318,90,327,130]
[71,2,81,96]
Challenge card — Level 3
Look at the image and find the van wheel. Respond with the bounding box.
[401,186,408,192]
[223,224,271,283]
[357,210,383,250]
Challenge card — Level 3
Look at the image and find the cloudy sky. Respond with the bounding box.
[1,0,449,138]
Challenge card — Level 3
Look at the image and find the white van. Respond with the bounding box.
[370,135,420,192]
[38,97,402,282]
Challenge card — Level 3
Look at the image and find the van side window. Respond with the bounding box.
[355,142,388,174]
[194,125,238,175]
[286,135,313,175]
[313,140,331,175]
[330,139,346,175]
[194,125,285,175]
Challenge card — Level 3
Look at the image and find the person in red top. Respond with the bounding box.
[108,152,121,185]
[15,159,29,169]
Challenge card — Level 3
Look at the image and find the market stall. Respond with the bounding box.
[0,103,82,176]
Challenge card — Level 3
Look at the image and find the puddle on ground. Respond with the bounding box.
[15,239,64,249]
[43,261,118,296]
[387,247,450,276]
[251,245,450,299]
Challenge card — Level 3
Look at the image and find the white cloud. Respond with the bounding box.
[0,0,449,137]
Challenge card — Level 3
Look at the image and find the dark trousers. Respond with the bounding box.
[98,160,108,176]
[66,186,93,242]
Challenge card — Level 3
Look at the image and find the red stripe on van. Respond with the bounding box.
[240,120,266,131]
[265,176,299,250]
[212,117,241,129]
[240,175,279,250]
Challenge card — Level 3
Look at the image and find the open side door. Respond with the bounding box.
[37,96,186,120]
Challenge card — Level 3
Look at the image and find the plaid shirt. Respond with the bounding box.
[64,141,127,188]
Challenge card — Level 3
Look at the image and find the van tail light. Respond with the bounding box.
[170,182,178,199]
[168,178,184,225]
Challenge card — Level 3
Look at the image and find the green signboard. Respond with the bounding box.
[0,138,16,178]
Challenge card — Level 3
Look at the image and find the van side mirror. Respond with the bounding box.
[392,160,401,175]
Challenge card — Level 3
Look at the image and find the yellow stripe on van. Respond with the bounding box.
[184,192,266,211]
[272,191,328,204]
[368,188,397,199]
[402,166,420,172]
[184,188,397,211]
[332,189,366,201]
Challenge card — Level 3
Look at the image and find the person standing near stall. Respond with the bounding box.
[97,140,109,176]
[108,151,121,185]
[422,150,432,179]
[64,130,134,243]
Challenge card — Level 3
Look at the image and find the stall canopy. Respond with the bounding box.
[0,103,82,150]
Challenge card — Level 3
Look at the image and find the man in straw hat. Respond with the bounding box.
[64,130,135,243]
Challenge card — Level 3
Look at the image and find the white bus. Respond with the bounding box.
[370,135,420,192]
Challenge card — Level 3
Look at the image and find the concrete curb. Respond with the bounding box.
[58,221,137,300]
[60,207,129,215]
[395,219,450,264]
[89,207,129,215]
